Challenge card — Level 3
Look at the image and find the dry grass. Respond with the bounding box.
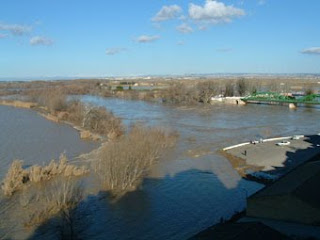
[1,160,28,196]
[28,154,88,183]
[93,124,178,195]
[1,154,88,197]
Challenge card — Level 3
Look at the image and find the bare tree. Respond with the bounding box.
[236,78,247,96]
[268,80,280,92]
[224,82,235,97]
[162,83,198,104]
[305,87,314,95]
[197,81,219,103]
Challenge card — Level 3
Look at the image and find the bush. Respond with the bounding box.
[93,124,178,195]
[1,160,27,196]
[82,106,124,137]
[197,81,219,103]
[305,88,314,95]
[116,86,124,91]
[64,100,86,125]
[25,177,83,236]
[162,83,198,104]
[1,154,88,196]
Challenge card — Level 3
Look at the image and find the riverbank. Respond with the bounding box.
[0,99,107,141]
[0,99,36,109]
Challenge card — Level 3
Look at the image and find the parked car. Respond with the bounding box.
[276,141,291,146]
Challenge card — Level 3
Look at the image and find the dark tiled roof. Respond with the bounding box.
[251,160,320,199]
[189,222,291,240]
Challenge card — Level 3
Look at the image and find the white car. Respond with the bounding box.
[276,141,291,146]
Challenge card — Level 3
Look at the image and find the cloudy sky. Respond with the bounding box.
[0,0,320,78]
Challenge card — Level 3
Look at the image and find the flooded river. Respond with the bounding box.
[78,96,320,240]
[2,97,320,239]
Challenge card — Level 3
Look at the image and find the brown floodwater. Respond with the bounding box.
[0,105,98,179]
[2,96,320,239]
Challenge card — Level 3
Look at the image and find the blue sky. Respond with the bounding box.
[0,0,320,78]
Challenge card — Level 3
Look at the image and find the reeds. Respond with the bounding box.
[1,160,28,196]
[1,154,88,197]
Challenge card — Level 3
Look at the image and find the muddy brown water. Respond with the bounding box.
[2,96,320,239]
[0,105,98,179]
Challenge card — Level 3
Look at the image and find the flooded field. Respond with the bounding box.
[2,97,320,239]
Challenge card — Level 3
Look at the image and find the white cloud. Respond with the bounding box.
[258,0,266,5]
[152,5,182,22]
[0,22,32,35]
[176,23,193,34]
[177,41,185,45]
[301,47,320,55]
[106,48,127,55]
[189,0,245,24]
[178,15,187,21]
[0,33,8,38]
[136,35,160,43]
[30,36,53,46]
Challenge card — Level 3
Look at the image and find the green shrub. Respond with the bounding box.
[116,86,124,91]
